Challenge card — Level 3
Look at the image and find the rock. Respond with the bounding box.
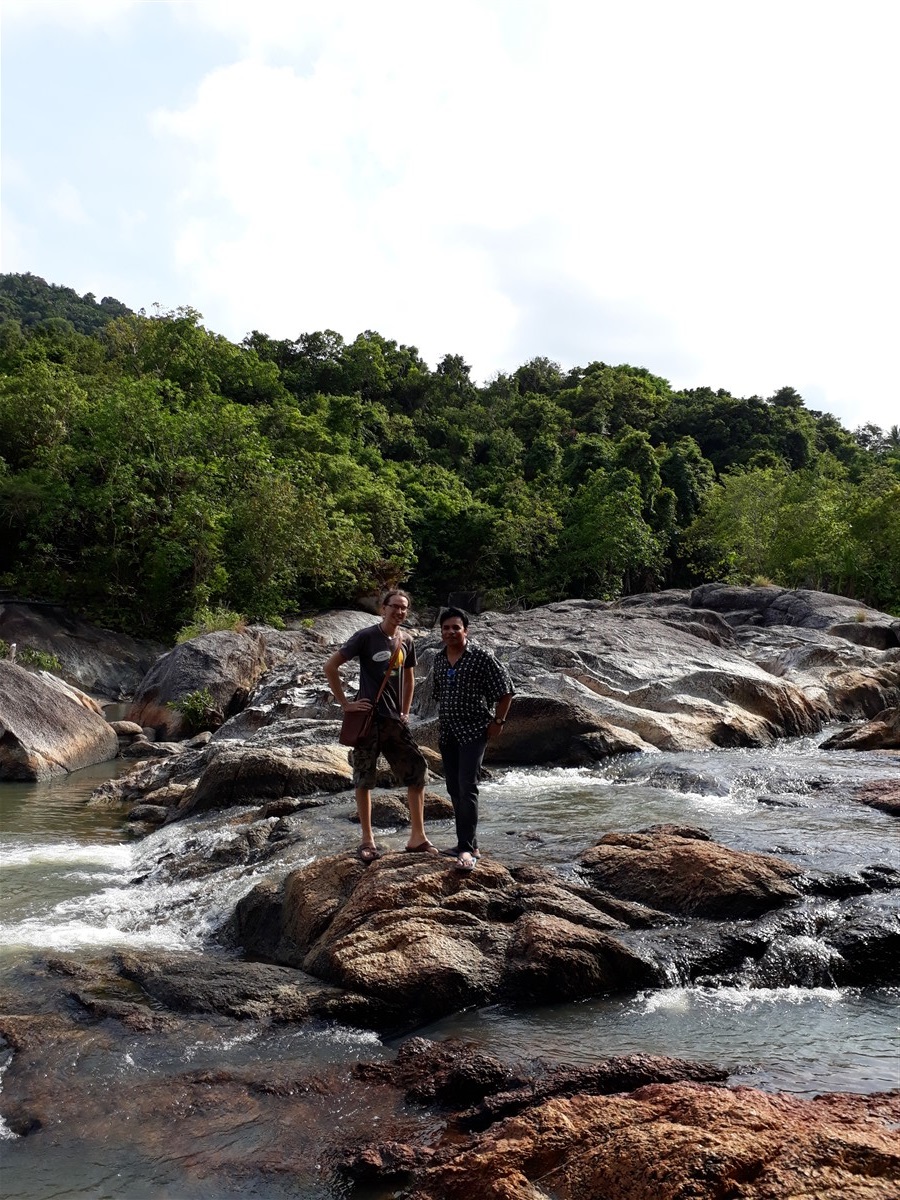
[126,804,169,825]
[0,660,118,780]
[235,853,660,1025]
[306,609,382,647]
[119,738,184,759]
[0,599,165,699]
[354,1037,726,1131]
[579,829,801,918]
[413,602,827,756]
[175,744,354,819]
[848,780,900,816]
[828,621,900,649]
[690,583,898,634]
[109,720,144,735]
[821,706,900,751]
[350,790,454,826]
[400,1081,900,1200]
[128,629,268,739]
[113,950,394,1026]
[416,693,656,763]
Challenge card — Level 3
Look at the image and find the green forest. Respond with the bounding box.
[1,271,898,638]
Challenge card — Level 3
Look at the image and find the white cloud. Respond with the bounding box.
[6,0,897,428]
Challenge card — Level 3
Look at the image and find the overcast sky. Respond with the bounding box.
[3,0,898,431]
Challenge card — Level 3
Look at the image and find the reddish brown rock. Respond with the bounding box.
[579,828,801,917]
[236,852,658,1023]
[403,1082,900,1200]
[822,706,900,752]
[850,779,900,817]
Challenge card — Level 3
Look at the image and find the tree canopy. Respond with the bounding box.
[1,272,897,636]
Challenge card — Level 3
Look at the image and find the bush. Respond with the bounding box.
[170,687,216,735]
[0,639,63,672]
[176,607,246,644]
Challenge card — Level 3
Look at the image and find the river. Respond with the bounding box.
[1,734,898,1198]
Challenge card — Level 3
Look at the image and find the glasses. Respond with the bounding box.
[386,604,409,612]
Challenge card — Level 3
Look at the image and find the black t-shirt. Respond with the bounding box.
[339,624,417,719]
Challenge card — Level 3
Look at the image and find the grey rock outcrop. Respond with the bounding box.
[128,628,268,739]
[0,600,165,699]
[0,661,118,780]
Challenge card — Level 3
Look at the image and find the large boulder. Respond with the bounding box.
[171,743,354,820]
[415,692,655,762]
[0,600,165,699]
[0,661,118,780]
[235,853,660,1024]
[412,602,827,754]
[128,629,268,738]
[690,583,900,637]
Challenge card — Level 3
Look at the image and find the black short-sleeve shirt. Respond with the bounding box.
[339,624,416,720]
[432,641,515,743]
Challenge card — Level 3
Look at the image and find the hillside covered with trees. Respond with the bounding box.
[0,272,897,637]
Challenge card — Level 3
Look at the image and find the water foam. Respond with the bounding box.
[0,841,133,869]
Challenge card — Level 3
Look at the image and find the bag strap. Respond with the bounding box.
[371,638,404,708]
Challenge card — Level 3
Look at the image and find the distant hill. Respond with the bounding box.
[0,272,132,336]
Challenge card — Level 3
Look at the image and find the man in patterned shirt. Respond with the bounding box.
[432,607,515,870]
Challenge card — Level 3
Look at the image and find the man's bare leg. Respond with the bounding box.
[355,787,378,859]
[405,784,435,850]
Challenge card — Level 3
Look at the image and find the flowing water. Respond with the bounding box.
[1,734,898,1197]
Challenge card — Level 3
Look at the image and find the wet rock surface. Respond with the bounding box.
[579,827,801,917]
[822,705,900,752]
[394,1078,900,1200]
[6,959,894,1200]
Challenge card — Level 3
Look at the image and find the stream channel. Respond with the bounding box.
[1,733,898,1198]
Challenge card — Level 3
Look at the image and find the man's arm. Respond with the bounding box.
[324,650,371,712]
[487,692,514,737]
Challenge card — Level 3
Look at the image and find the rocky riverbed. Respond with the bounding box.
[1,584,898,1198]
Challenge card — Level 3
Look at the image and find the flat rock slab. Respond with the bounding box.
[400,1081,900,1200]
[176,743,354,818]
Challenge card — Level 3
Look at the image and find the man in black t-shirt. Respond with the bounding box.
[324,590,433,862]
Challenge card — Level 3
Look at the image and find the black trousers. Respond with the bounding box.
[439,732,488,855]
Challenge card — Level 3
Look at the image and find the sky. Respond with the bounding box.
[2,0,898,432]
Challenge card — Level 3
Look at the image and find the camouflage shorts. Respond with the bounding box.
[350,715,427,789]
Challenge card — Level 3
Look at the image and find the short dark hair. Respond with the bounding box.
[439,606,469,629]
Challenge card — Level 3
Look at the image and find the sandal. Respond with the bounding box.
[357,843,381,863]
[455,852,478,871]
[404,840,439,855]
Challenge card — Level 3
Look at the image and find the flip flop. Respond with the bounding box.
[454,852,478,871]
[404,840,439,854]
[357,843,381,863]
